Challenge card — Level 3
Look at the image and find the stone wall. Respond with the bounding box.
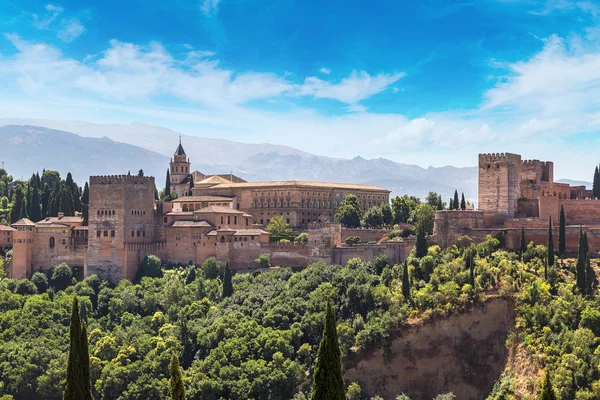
[478,153,521,217]
[560,200,600,225]
[341,228,392,243]
[434,211,486,248]
[516,199,539,218]
[333,239,414,266]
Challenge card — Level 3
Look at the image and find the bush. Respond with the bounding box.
[138,255,163,279]
[31,272,49,293]
[345,236,361,246]
[15,279,38,295]
[50,263,73,291]
[254,254,270,268]
[202,257,221,279]
[294,232,308,244]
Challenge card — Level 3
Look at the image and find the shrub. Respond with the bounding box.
[15,279,38,295]
[51,263,73,291]
[202,257,221,279]
[345,236,361,246]
[31,272,49,293]
[294,232,308,244]
[138,255,163,279]
[254,254,270,268]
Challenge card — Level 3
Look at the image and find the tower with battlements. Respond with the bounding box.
[478,153,521,217]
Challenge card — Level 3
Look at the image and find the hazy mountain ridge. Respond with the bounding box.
[0,120,478,199]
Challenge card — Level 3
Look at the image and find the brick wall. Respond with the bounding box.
[478,153,521,216]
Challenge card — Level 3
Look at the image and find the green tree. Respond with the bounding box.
[59,186,74,216]
[336,194,362,228]
[266,215,292,236]
[202,257,221,279]
[594,166,600,199]
[9,185,25,223]
[426,191,441,208]
[576,228,587,293]
[538,370,556,400]
[30,183,41,222]
[460,193,466,210]
[169,354,186,400]
[412,204,435,235]
[165,169,171,196]
[453,190,459,210]
[294,232,309,243]
[82,182,90,225]
[402,261,410,302]
[138,169,144,177]
[138,255,163,279]
[380,203,393,226]
[391,196,418,224]
[415,229,428,258]
[546,217,554,280]
[51,263,73,291]
[255,254,270,268]
[222,261,233,298]
[310,299,345,400]
[520,227,527,258]
[64,296,93,400]
[558,205,565,258]
[586,253,596,296]
[362,205,384,228]
[31,271,49,293]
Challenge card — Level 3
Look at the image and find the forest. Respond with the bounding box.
[0,227,598,400]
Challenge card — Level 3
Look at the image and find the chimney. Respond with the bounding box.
[58,212,64,219]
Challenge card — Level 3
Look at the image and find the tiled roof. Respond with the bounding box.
[175,141,186,156]
[35,223,70,229]
[0,224,16,231]
[204,180,390,191]
[205,228,269,236]
[172,195,234,203]
[38,216,83,224]
[171,220,213,228]
[196,175,232,185]
[194,205,246,214]
[73,226,89,230]
[13,218,35,226]
[166,212,195,216]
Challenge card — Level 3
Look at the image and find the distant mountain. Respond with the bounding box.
[556,179,591,189]
[0,125,168,185]
[0,120,478,200]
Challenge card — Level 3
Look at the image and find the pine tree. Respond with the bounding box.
[547,217,554,280]
[169,353,186,400]
[558,205,566,258]
[520,227,527,258]
[310,299,345,400]
[453,190,459,210]
[538,370,557,400]
[460,193,466,210]
[402,261,410,302]
[576,228,587,293]
[64,296,93,400]
[222,261,233,298]
[166,169,171,196]
[415,229,428,258]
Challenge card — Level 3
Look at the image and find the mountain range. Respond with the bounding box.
[0,119,479,200]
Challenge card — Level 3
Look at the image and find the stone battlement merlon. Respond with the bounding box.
[478,153,521,163]
[89,175,156,185]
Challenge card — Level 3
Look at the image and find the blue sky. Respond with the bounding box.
[1,0,600,179]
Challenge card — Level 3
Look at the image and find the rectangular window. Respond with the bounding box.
[234,216,237,225]
[96,231,101,237]
[131,230,135,237]
[103,230,108,237]
[137,231,140,237]
[111,230,115,237]
[228,216,231,224]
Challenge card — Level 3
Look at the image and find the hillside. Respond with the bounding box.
[0,119,478,199]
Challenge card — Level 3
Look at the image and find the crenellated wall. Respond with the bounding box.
[478,153,521,217]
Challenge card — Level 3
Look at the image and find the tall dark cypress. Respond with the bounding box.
[469,256,475,287]
[41,184,50,218]
[222,261,233,298]
[402,261,410,302]
[448,198,454,210]
[26,178,33,217]
[59,186,75,216]
[576,228,587,293]
[558,205,566,258]
[415,229,428,258]
[539,370,557,400]
[64,296,93,400]
[547,217,554,280]
[169,354,186,400]
[453,190,459,210]
[520,227,527,257]
[310,299,345,400]
[166,169,171,196]
[460,193,466,210]
[82,182,90,225]
[188,176,194,196]
[9,185,24,223]
[30,183,41,222]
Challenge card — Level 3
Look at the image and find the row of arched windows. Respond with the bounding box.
[98,210,115,216]
[131,210,146,216]
[171,165,188,173]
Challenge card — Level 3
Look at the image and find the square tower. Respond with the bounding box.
[478,153,521,217]
[86,175,157,282]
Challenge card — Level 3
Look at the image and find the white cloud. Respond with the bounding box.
[320,67,331,74]
[296,70,405,104]
[32,4,64,30]
[201,0,220,15]
[529,0,600,16]
[57,18,85,42]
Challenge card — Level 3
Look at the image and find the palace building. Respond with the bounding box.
[4,139,404,283]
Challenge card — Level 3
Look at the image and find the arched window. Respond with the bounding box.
[49,237,55,248]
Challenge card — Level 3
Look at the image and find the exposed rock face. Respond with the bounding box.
[345,297,514,400]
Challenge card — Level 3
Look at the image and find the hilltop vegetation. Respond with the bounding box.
[0,233,598,399]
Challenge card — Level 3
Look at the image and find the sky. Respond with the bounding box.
[1,0,600,180]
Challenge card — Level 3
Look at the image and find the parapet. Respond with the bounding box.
[90,175,156,185]
[478,153,521,163]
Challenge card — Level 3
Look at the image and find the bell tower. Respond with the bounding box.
[169,135,191,198]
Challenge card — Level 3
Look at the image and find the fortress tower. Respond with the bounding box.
[170,136,191,198]
[478,153,521,217]
[85,175,157,282]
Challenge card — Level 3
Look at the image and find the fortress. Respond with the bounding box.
[434,152,598,253]
[4,140,406,282]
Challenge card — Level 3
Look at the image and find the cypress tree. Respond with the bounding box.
[166,169,171,196]
[547,217,554,280]
[185,267,196,285]
[415,229,428,258]
[310,299,345,400]
[25,182,33,217]
[585,255,596,296]
[30,184,41,222]
[64,296,93,400]
[520,227,527,258]
[9,185,24,223]
[448,198,454,210]
[41,184,50,218]
[469,256,475,287]
[189,176,194,196]
[576,228,587,293]
[402,261,410,302]
[49,192,60,218]
[558,205,566,258]
[460,193,466,210]
[169,353,186,400]
[59,186,75,216]
[82,182,90,225]
[538,370,557,400]
[453,190,459,210]
[222,261,233,298]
